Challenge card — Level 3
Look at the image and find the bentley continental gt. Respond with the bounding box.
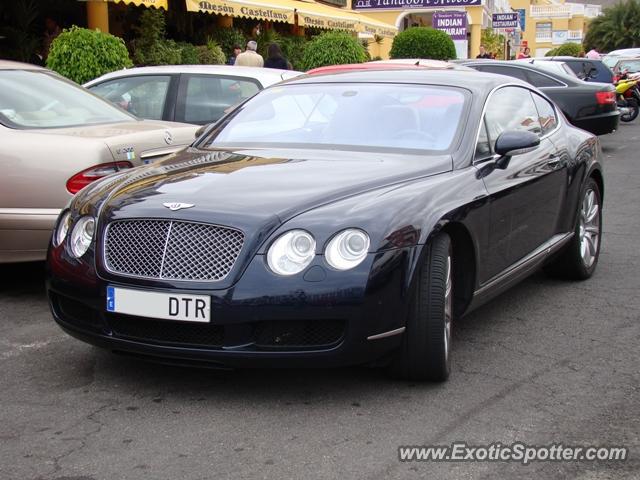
[47,69,603,381]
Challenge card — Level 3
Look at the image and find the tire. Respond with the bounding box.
[620,98,639,122]
[389,233,453,381]
[544,178,602,280]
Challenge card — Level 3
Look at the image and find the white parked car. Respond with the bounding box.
[85,65,302,125]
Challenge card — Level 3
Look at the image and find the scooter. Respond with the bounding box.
[615,71,640,122]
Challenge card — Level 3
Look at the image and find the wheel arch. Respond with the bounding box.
[589,167,604,201]
[411,221,477,319]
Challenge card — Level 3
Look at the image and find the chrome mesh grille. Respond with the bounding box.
[104,219,244,281]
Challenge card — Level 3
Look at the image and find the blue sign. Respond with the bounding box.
[516,8,526,31]
[354,0,481,10]
[106,286,115,311]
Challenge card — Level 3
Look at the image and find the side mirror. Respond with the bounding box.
[494,130,540,158]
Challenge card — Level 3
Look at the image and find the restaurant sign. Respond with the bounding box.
[353,0,481,10]
[432,11,467,40]
[492,12,519,28]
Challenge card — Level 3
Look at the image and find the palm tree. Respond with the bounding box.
[584,0,640,52]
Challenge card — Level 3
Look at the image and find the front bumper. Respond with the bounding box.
[47,246,415,368]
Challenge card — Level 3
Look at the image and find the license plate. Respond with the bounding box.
[106,286,210,323]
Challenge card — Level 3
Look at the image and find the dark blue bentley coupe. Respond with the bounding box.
[47,69,603,381]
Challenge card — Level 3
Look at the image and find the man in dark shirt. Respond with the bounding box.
[476,45,492,59]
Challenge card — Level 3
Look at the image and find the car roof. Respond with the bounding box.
[307,60,470,75]
[459,59,579,84]
[85,65,302,86]
[532,56,604,63]
[0,60,46,71]
[286,68,523,94]
[608,48,640,56]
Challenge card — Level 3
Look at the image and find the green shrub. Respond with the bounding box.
[553,42,582,57]
[300,31,367,71]
[46,26,132,84]
[545,48,558,57]
[390,27,456,60]
[178,42,199,64]
[197,40,226,65]
[256,29,281,59]
[280,35,308,70]
[212,28,246,58]
[131,9,181,65]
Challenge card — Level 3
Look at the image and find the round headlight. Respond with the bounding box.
[69,216,95,258]
[267,230,316,276]
[53,211,72,247]
[325,229,370,270]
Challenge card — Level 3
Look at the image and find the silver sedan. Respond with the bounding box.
[0,61,199,263]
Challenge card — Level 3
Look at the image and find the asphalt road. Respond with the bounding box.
[1,124,639,480]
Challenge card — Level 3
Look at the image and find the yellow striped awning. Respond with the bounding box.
[186,0,295,23]
[184,0,397,37]
[99,0,169,9]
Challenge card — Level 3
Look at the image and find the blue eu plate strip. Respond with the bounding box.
[106,286,115,312]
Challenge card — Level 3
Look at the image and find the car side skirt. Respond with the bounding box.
[467,232,574,312]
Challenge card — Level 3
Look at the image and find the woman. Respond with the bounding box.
[264,43,289,70]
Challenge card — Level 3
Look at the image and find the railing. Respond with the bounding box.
[585,4,601,18]
[530,5,572,18]
[568,3,585,16]
[536,31,553,42]
[567,30,583,41]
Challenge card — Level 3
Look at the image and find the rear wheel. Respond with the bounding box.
[544,178,602,280]
[620,98,639,122]
[389,233,452,381]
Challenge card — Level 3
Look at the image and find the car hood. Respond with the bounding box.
[89,147,452,234]
[32,120,198,163]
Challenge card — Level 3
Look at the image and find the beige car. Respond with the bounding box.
[0,61,199,263]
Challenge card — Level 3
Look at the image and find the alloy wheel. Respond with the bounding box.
[579,188,600,268]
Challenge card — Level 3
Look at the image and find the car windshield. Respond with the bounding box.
[617,59,640,73]
[0,70,134,129]
[202,83,468,153]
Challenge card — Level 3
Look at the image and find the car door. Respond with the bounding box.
[474,86,566,280]
[175,74,262,125]
[87,74,178,121]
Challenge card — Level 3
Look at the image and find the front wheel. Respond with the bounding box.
[389,233,453,381]
[544,178,602,280]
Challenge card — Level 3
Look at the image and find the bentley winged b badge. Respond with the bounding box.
[163,202,195,211]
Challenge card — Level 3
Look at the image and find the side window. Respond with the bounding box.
[89,75,171,120]
[484,87,542,150]
[475,65,529,83]
[475,119,491,160]
[181,75,260,125]
[531,93,558,135]
[525,70,563,88]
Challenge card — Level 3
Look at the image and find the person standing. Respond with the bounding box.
[227,44,242,65]
[517,47,531,59]
[476,45,492,59]
[586,48,601,60]
[234,40,264,67]
[264,43,289,70]
[42,17,61,61]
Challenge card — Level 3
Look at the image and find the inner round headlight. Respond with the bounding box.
[69,216,95,258]
[325,229,370,270]
[53,211,72,247]
[267,230,316,276]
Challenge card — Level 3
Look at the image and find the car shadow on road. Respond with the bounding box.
[0,261,46,295]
